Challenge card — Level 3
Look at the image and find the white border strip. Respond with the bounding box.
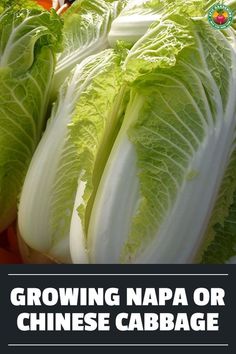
[8,273,229,276]
[8,343,229,347]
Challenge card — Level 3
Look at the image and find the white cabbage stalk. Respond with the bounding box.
[108,0,162,46]
[108,0,163,47]
[18,50,118,263]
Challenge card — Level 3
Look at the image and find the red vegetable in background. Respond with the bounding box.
[0,226,22,264]
[36,0,52,9]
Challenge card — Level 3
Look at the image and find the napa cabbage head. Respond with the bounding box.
[86,15,236,263]
[67,2,236,264]
[18,49,124,263]
[0,8,62,232]
[65,11,189,263]
[65,10,193,263]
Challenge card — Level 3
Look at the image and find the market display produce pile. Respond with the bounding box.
[0,0,236,264]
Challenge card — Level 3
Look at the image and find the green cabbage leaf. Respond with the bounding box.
[201,150,236,264]
[52,0,125,95]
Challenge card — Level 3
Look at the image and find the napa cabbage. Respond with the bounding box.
[0,7,62,232]
[88,19,236,263]
[18,49,124,262]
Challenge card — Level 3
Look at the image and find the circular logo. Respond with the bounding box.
[208,3,233,29]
